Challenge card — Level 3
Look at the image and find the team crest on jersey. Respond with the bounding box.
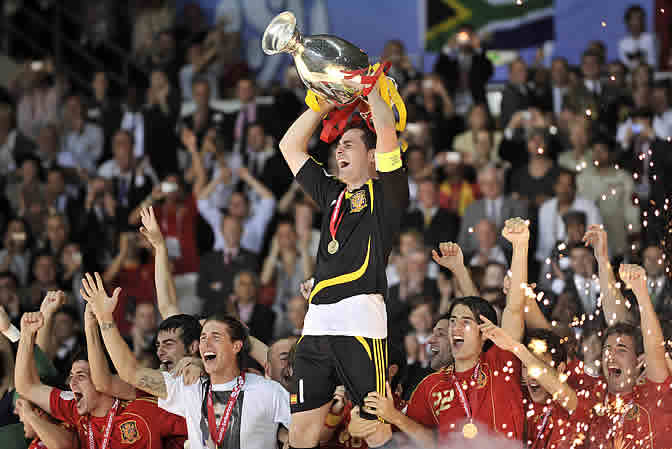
[349,190,367,213]
[119,421,140,444]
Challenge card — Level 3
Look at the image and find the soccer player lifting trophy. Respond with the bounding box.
[264,11,408,449]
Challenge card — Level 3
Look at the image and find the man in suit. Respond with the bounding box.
[243,121,293,198]
[97,130,155,223]
[386,250,440,347]
[642,244,672,315]
[433,23,493,116]
[402,177,459,249]
[564,48,623,131]
[549,242,600,320]
[225,76,277,147]
[499,57,537,128]
[536,57,571,117]
[458,164,527,256]
[618,107,672,246]
[228,270,275,344]
[197,214,258,313]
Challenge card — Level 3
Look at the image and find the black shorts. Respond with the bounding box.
[289,335,388,419]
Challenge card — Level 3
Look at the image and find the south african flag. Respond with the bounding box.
[425,0,554,51]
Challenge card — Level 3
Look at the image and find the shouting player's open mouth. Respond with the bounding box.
[607,363,623,380]
[203,351,217,367]
[452,335,465,351]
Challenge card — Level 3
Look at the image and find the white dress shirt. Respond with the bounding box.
[536,196,603,262]
[618,32,658,69]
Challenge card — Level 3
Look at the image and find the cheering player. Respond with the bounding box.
[14,303,189,449]
[362,219,529,446]
[278,77,408,449]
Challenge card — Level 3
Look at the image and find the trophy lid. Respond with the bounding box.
[262,11,298,55]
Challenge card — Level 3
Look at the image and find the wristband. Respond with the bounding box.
[375,147,402,173]
[2,324,20,343]
[325,412,344,428]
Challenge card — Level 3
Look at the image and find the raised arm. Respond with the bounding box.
[181,128,208,198]
[368,78,398,153]
[15,398,77,449]
[80,273,167,399]
[35,291,66,359]
[103,233,130,283]
[279,99,334,175]
[619,264,668,383]
[15,312,53,414]
[480,316,578,412]
[84,304,137,400]
[583,225,633,325]
[431,242,479,297]
[238,167,275,200]
[500,218,529,342]
[139,206,180,319]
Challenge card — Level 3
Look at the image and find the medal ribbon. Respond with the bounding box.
[329,190,346,244]
[452,361,480,424]
[207,374,245,447]
[533,407,552,445]
[88,399,119,449]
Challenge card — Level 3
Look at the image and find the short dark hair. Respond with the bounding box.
[625,5,645,23]
[603,322,644,356]
[556,167,577,185]
[203,313,250,367]
[0,271,18,288]
[343,122,377,151]
[157,314,202,351]
[524,328,567,368]
[581,48,602,64]
[447,296,498,351]
[631,107,654,121]
[387,343,407,390]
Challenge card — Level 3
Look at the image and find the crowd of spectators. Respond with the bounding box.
[0,1,671,448]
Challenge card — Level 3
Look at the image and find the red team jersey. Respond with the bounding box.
[580,376,672,449]
[49,388,188,449]
[405,345,525,443]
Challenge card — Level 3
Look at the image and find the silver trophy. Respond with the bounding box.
[262,11,370,105]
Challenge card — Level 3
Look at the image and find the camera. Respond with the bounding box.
[161,182,178,193]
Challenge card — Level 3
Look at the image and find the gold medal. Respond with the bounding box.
[328,239,339,254]
[462,422,478,439]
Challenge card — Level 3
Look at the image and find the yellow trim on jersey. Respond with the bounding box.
[367,180,374,213]
[355,336,372,360]
[376,339,385,395]
[309,155,324,166]
[375,147,402,173]
[297,335,304,345]
[308,237,371,303]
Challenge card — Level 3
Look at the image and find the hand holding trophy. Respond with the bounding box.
[262,11,406,143]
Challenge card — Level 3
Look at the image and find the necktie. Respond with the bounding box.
[119,177,128,206]
[424,209,432,228]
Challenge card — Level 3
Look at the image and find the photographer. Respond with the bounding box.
[433,24,493,116]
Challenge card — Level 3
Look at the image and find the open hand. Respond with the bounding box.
[80,272,121,322]
[139,206,165,249]
[362,382,397,422]
[478,315,517,353]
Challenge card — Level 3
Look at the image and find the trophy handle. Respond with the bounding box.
[262,11,302,56]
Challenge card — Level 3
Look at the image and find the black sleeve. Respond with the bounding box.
[376,167,409,227]
[295,157,344,211]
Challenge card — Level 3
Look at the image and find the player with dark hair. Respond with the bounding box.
[278,77,408,449]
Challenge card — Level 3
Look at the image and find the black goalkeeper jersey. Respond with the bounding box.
[295,157,409,306]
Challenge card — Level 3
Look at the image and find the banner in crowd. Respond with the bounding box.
[424,0,554,51]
